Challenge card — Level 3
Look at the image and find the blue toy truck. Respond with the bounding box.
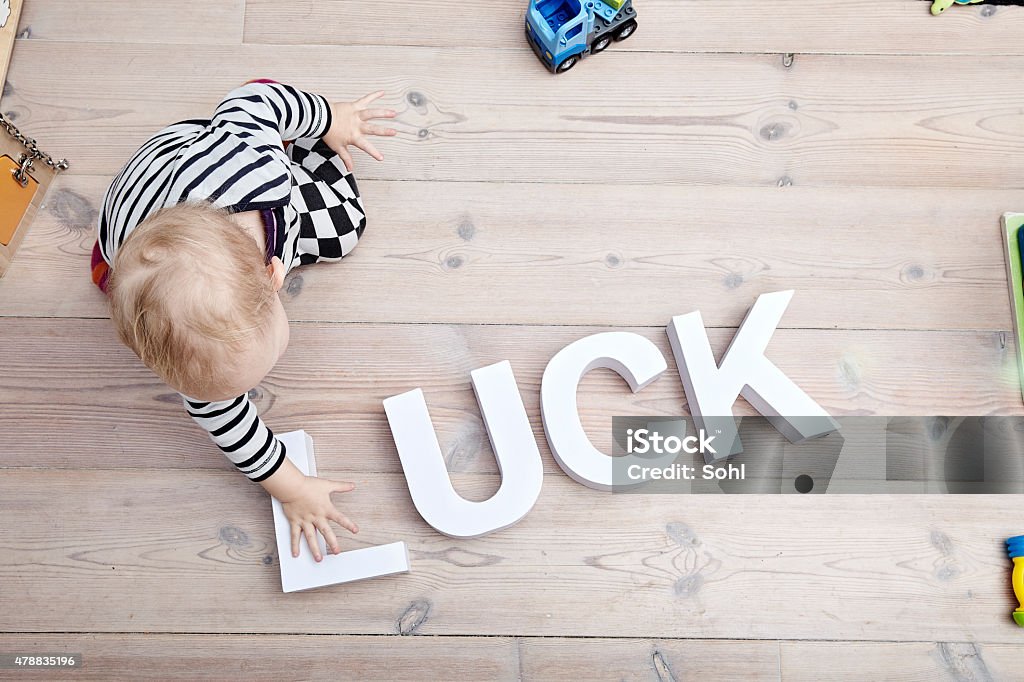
[525,0,638,73]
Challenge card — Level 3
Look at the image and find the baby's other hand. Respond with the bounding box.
[324,91,397,171]
[279,476,359,561]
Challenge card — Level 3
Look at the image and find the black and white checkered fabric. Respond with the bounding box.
[285,137,366,268]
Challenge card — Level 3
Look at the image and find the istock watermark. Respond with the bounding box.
[610,416,1024,494]
[622,426,746,482]
[625,426,719,456]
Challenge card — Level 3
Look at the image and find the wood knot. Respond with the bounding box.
[285,273,304,297]
[246,386,275,412]
[417,547,502,568]
[396,599,432,635]
[666,522,700,547]
[219,526,250,547]
[927,417,950,441]
[48,189,98,232]
[930,529,955,556]
[838,356,861,389]
[673,573,704,597]
[457,218,476,241]
[759,121,791,142]
[935,642,992,681]
[652,650,678,682]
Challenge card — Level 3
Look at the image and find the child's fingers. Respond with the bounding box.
[360,108,397,120]
[336,147,354,172]
[315,519,342,555]
[302,522,322,562]
[362,123,398,137]
[355,90,386,107]
[331,480,356,493]
[354,137,384,162]
[290,524,301,558]
[331,510,359,535]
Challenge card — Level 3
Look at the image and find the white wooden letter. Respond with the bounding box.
[540,332,668,490]
[383,360,543,538]
[668,290,838,462]
[272,431,410,593]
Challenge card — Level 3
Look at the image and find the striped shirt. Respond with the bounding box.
[98,82,367,481]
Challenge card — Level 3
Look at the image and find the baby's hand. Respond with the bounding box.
[278,476,360,561]
[323,91,398,172]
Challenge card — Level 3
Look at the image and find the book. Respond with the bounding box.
[271,430,410,593]
[1000,213,1024,403]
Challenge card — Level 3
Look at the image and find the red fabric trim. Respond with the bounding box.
[91,241,110,294]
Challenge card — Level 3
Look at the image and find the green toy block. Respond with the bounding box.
[1015,611,1024,627]
[604,0,626,9]
[1000,213,1024,403]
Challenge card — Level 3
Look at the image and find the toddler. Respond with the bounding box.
[91,80,396,562]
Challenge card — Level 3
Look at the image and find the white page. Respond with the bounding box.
[271,430,410,593]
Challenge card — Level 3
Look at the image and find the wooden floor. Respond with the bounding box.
[3,0,1024,679]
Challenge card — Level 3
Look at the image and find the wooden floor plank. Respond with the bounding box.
[11,0,1023,57]
[780,641,1024,681]
[0,633,779,681]
[4,634,1023,680]
[242,0,1024,56]
[5,44,1024,188]
[2,469,1022,642]
[4,175,1022,331]
[519,638,780,680]
[524,639,1024,681]
[0,318,1016,473]
[14,1,246,44]
[0,633,519,681]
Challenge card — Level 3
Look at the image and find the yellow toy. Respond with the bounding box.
[931,0,984,14]
[1009,536,1024,627]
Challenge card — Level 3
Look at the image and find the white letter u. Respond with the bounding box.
[383,361,543,538]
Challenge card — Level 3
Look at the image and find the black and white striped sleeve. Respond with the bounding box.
[167,82,335,212]
[182,394,287,482]
[210,82,333,151]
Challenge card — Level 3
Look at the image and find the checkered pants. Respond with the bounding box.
[286,137,367,268]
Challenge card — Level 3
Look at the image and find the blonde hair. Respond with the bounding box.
[107,202,276,396]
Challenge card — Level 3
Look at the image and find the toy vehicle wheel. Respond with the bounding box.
[614,20,637,41]
[591,34,612,53]
[556,55,579,73]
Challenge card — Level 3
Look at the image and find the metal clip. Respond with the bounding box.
[11,154,33,187]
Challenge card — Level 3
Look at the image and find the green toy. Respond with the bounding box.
[931,0,984,14]
[1000,214,1024,403]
